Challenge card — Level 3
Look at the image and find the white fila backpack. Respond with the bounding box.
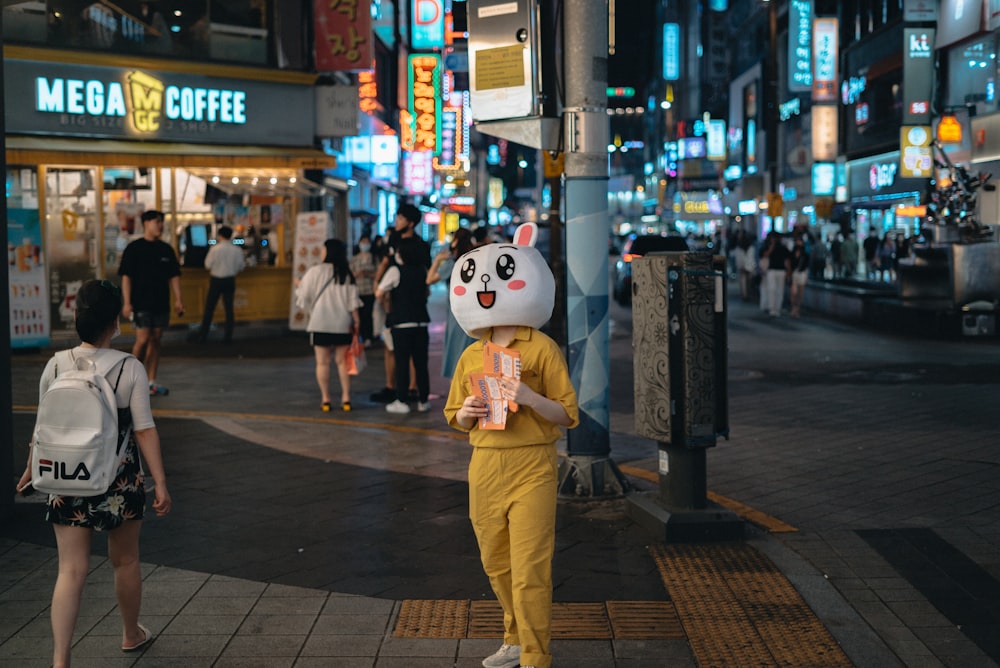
[30,349,133,496]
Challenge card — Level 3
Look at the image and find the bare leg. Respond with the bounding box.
[384,349,396,389]
[108,520,146,649]
[51,524,93,668]
[144,328,164,383]
[132,327,151,363]
[333,344,351,403]
[314,345,332,404]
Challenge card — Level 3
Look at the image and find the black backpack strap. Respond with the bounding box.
[111,356,128,392]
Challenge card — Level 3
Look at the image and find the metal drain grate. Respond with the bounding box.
[606,600,685,639]
[393,599,469,638]
[467,600,504,638]
[552,602,611,638]
[651,543,853,667]
[396,599,681,640]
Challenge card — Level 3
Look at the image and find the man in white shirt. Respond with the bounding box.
[197,225,245,343]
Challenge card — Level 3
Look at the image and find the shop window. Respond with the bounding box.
[101,166,159,279]
[44,167,101,331]
[4,1,273,66]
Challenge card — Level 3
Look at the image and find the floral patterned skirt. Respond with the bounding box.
[45,439,146,532]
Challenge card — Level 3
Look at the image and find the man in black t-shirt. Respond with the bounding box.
[369,203,432,403]
[118,210,184,396]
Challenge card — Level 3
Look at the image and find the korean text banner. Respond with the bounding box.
[315,0,374,73]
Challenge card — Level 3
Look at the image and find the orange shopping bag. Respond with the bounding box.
[346,335,367,375]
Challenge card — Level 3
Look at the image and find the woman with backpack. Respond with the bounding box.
[16,279,171,667]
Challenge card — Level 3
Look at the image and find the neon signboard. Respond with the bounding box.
[408,54,442,153]
[35,72,247,134]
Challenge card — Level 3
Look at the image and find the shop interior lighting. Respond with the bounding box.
[211,176,220,184]
[232,176,240,184]
[270,177,278,185]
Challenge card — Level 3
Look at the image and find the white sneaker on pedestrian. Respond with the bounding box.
[482,643,520,668]
[416,401,430,412]
[385,400,411,414]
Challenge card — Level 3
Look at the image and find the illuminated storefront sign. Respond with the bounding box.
[402,150,434,194]
[903,28,935,124]
[315,0,373,72]
[663,23,680,81]
[435,107,460,168]
[789,0,813,92]
[408,54,442,153]
[900,125,933,178]
[358,70,379,115]
[812,18,839,103]
[35,74,247,132]
[8,60,315,146]
[706,119,727,161]
[812,162,835,195]
[412,0,445,49]
[813,104,838,162]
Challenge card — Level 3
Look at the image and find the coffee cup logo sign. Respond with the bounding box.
[869,162,898,191]
[34,71,248,135]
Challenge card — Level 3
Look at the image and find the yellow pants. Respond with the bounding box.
[469,444,558,668]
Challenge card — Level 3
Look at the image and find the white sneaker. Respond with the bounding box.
[482,643,520,668]
[416,401,430,412]
[385,400,411,414]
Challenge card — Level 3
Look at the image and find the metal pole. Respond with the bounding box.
[766,0,779,195]
[558,0,626,497]
[1,24,14,523]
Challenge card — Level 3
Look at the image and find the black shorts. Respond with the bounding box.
[132,311,170,329]
[310,332,351,347]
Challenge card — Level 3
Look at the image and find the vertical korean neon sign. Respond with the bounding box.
[408,54,442,154]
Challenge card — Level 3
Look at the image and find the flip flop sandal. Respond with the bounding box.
[122,623,153,652]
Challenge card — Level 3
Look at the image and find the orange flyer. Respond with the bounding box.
[469,373,508,430]
[483,341,521,412]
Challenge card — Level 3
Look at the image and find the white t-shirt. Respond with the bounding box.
[295,264,362,334]
[204,241,246,278]
[39,347,155,432]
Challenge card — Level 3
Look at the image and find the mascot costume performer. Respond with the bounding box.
[444,223,579,668]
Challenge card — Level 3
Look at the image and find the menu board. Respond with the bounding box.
[288,211,332,330]
[9,208,50,348]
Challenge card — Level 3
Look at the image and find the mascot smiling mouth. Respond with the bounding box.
[477,291,496,308]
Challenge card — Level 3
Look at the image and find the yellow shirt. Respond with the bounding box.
[444,326,579,447]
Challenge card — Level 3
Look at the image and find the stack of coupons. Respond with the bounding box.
[468,342,521,430]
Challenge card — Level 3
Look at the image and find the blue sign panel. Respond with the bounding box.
[412,0,445,50]
[663,24,680,81]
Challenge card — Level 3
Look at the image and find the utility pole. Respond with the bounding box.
[1,27,14,523]
[558,0,626,497]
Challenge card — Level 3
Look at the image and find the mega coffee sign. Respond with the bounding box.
[6,60,315,147]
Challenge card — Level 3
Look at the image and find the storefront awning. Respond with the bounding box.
[6,136,336,170]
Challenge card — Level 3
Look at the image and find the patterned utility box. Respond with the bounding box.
[631,252,728,448]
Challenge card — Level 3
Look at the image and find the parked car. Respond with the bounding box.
[612,234,689,305]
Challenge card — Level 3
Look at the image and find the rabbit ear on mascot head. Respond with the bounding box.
[513,222,538,248]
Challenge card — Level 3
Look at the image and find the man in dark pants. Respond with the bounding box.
[369,203,432,403]
[119,209,184,396]
[198,225,245,343]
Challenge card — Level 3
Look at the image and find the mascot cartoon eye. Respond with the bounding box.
[496,254,515,280]
[460,257,477,283]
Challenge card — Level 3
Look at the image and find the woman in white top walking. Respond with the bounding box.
[17,279,171,667]
[295,239,362,412]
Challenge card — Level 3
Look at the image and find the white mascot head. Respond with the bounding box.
[450,223,554,339]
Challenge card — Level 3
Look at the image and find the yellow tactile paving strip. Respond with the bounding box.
[618,464,799,533]
[651,543,853,667]
[395,599,683,639]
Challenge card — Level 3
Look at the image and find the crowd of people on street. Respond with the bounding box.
[722,223,918,317]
